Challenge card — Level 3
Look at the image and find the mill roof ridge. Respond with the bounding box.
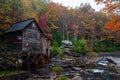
[5,18,34,33]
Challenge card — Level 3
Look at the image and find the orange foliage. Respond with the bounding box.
[105,15,120,31]
[46,2,66,22]
[22,0,31,9]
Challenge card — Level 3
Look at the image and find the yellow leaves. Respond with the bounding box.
[30,11,38,20]
[100,37,106,41]
[5,16,12,23]
[50,22,58,29]
[22,0,37,20]
[22,10,38,21]
[22,0,47,21]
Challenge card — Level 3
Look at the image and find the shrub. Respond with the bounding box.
[116,46,120,51]
[0,70,21,77]
[52,66,63,74]
[93,40,120,52]
[51,40,59,57]
[72,39,88,53]
[51,47,59,57]
[93,47,101,52]
[105,47,115,52]
[59,75,68,80]
[73,46,82,53]
[58,48,65,57]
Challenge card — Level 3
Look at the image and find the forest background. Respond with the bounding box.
[0,0,120,52]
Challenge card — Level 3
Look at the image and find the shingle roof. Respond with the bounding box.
[5,19,34,33]
[5,18,52,40]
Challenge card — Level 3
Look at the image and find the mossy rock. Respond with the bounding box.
[52,66,63,74]
[87,51,98,57]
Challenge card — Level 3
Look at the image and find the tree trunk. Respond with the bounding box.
[62,25,65,40]
[74,25,78,40]
[66,25,69,40]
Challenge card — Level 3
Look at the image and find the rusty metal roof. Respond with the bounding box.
[5,19,34,33]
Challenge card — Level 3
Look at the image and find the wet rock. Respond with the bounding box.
[72,67,82,72]
[94,57,120,73]
[97,57,117,66]
[63,70,81,76]
[97,61,109,66]
[50,55,120,80]
[82,68,120,80]
[81,71,95,80]
[49,72,57,79]
[71,76,82,80]
[86,69,105,74]
[33,75,39,80]
[109,74,120,80]
[106,57,117,65]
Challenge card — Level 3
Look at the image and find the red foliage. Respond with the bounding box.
[44,33,53,40]
[38,16,48,29]
[70,24,77,30]
[78,28,86,35]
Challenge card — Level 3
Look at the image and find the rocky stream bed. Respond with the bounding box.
[27,53,120,80]
[1,53,120,80]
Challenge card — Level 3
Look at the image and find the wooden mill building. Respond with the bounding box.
[2,18,51,70]
[5,18,51,55]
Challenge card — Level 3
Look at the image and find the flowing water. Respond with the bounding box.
[107,57,120,66]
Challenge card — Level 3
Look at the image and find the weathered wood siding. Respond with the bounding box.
[5,20,51,55]
[41,36,50,56]
[22,22,42,52]
[5,31,22,51]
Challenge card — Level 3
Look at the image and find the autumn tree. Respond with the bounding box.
[45,2,107,47]
[95,0,120,31]
[46,2,65,22]
[59,10,71,40]
[95,0,120,43]
[105,15,120,31]
[95,0,120,14]
[46,2,67,44]
[69,8,80,40]
[0,0,25,30]
[38,15,51,33]
[23,0,48,21]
